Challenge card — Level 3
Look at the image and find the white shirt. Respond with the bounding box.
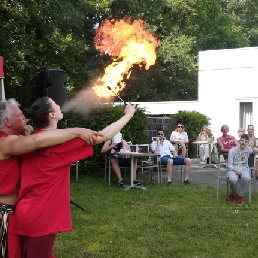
[170,131,189,142]
[151,140,175,158]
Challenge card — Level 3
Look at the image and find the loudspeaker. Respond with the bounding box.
[35,69,68,108]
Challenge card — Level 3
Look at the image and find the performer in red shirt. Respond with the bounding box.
[0,98,103,258]
[15,97,135,258]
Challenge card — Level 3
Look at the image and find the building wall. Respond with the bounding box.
[123,46,258,139]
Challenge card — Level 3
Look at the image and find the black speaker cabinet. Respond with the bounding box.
[35,69,68,108]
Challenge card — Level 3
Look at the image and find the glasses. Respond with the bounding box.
[240,139,249,143]
[177,126,184,128]
[157,133,164,136]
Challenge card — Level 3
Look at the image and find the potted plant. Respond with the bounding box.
[206,129,214,143]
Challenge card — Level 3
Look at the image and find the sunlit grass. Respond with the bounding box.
[54,173,258,258]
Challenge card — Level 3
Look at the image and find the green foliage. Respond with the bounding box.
[170,110,210,157]
[61,105,148,175]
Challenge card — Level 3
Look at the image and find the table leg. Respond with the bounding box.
[201,144,217,169]
[123,156,147,191]
[130,156,134,187]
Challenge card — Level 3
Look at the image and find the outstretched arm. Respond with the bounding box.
[0,128,102,158]
[95,104,135,144]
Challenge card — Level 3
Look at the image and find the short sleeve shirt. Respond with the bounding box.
[151,140,175,158]
[15,130,94,237]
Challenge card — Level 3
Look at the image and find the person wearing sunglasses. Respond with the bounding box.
[151,128,191,187]
[170,123,189,158]
[226,134,258,205]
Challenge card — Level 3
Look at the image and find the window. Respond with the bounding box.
[239,102,253,130]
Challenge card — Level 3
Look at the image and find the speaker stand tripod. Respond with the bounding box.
[70,200,91,214]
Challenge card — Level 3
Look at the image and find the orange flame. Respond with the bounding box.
[92,17,159,98]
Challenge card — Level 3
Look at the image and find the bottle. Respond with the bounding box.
[136,144,139,153]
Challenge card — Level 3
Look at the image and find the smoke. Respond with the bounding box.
[62,87,111,114]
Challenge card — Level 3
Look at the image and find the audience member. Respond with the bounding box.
[246,125,258,177]
[197,125,209,164]
[217,125,238,160]
[101,132,139,187]
[226,134,258,205]
[237,128,245,140]
[152,128,191,187]
[170,122,189,157]
[0,98,101,258]
[15,97,135,258]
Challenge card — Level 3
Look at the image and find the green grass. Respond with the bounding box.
[54,173,258,258]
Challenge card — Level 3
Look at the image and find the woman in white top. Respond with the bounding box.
[170,123,189,157]
[197,125,209,164]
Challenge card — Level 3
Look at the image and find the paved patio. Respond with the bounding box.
[140,158,258,190]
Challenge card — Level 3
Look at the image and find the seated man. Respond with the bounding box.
[226,134,258,204]
[151,128,191,187]
[101,132,139,187]
[217,125,238,160]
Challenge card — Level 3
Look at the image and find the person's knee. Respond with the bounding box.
[185,158,191,165]
[167,159,173,166]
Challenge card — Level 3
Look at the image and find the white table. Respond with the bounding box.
[117,152,159,190]
[193,141,218,169]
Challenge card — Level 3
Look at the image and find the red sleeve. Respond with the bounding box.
[38,138,94,167]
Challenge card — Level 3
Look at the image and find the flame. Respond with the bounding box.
[92,17,159,98]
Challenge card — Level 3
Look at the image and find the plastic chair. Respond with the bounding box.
[71,161,79,181]
[216,151,228,200]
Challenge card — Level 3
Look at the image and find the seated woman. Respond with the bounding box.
[197,125,209,164]
[101,132,139,187]
[170,123,189,157]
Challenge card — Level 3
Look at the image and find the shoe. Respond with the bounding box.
[184,179,191,185]
[166,180,172,187]
[200,161,206,165]
[133,179,142,186]
[226,194,237,201]
[118,179,124,187]
[237,196,243,205]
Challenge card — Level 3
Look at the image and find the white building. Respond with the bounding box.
[131,46,258,139]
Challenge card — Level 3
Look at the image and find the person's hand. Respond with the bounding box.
[24,125,34,136]
[235,170,242,176]
[110,143,117,149]
[124,104,135,117]
[156,137,161,144]
[78,129,103,145]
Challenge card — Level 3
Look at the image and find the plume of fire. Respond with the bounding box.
[92,17,159,98]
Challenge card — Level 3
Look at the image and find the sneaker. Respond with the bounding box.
[200,160,206,165]
[226,194,237,201]
[237,196,243,205]
[133,179,142,186]
[166,180,172,187]
[118,179,124,187]
[184,179,191,185]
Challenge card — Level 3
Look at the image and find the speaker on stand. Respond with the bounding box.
[35,69,68,109]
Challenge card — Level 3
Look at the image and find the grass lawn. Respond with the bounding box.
[54,173,258,258]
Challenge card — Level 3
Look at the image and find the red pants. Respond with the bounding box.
[21,235,55,258]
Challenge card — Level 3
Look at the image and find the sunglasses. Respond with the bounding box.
[157,133,164,136]
[177,126,184,128]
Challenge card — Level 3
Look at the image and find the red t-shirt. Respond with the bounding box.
[15,130,93,237]
[0,133,20,195]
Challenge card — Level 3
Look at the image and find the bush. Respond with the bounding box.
[61,104,149,176]
[170,111,210,158]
